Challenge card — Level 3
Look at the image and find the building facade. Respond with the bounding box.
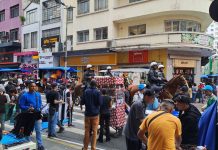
[206,21,218,50]
[0,0,22,68]
[57,0,214,84]
[19,1,40,73]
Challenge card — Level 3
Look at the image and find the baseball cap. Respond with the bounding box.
[138,84,146,91]
[203,85,213,92]
[144,89,155,97]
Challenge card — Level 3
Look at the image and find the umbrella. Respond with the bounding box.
[198,101,217,150]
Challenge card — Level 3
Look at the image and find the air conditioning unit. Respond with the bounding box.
[106,40,116,48]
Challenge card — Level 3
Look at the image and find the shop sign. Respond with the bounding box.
[39,52,53,68]
[173,59,196,68]
[129,50,148,64]
[41,36,59,48]
[181,33,214,48]
[81,57,89,64]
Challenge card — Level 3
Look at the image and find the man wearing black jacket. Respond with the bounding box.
[174,95,201,149]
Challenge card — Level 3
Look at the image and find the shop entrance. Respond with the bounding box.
[174,68,195,84]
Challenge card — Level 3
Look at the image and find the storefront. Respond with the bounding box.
[117,49,167,74]
[14,51,39,76]
[168,55,201,84]
[60,53,117,79]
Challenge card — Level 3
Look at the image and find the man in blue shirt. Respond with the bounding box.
[81,80,102,150]
[19,82,45,150]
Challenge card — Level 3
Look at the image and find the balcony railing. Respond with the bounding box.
[111,32,214,51]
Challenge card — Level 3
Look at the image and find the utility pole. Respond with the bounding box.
[55,0,74,79]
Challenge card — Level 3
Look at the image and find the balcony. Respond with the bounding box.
[113,0,212,27]
[111,32,215,56]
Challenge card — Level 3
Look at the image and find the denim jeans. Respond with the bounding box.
[26,119,43,147]
[48,111,58,136]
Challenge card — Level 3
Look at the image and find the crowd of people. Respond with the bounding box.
[0,62,217,150]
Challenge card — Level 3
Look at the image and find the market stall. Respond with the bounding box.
[95,76,126,137]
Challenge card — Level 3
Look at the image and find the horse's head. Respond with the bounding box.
[164,75,188,96]
[166,75,187,87]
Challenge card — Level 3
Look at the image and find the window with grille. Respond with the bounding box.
[42,1,61,25]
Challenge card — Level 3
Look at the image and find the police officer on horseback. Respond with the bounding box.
[148,62,160,85]
[158,64,167,85]
[83,64,95,89]
[105,66,113,77]
[147,62,162,93]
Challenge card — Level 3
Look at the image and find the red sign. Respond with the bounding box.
[129,50,148,64]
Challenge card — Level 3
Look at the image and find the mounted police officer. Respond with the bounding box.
[158,64,167,85]
[105,66,113,77]
[83,64,95,89]
[147,62,162,93]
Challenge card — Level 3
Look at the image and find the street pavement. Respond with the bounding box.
[5,95,204,150]
[5,94,126,150]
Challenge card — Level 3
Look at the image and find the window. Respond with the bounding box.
[77,30,89,42]
[10,28,19,41]
[95,0,108,11]
[24,33,30,49]
[78,0,89,15]
[42,28,60,38]
[164,20,201,32]
[129,0,142,3]
[10,4,19,18]
[26,9,37,24]
[67,8,73,21]
[129,24,146,36]
[94,27,108,40]
[0,10,5,22]
[42,1,61,25]
[31,32,37,48]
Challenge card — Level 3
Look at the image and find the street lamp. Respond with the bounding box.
[55,0,75,79]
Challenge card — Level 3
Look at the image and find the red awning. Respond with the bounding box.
[14,51,38,56]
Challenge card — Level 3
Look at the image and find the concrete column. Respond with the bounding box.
[166,57,173,80]
[195,60,201,85]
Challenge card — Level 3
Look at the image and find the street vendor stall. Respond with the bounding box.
[99,68,149,85]
[95,76,126,137]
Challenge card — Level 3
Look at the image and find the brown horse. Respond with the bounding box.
[73,83,83,107]
[159,75,188,100]
[128,75,188,102]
